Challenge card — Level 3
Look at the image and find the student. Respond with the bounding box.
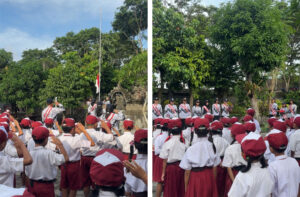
[204,113,214,123]
[153,119,169,197]
[267,117,277,129]
[153,118,163,142]
[44,118,62,136]
[106,105,125,136]
[0,126,32,187]
[159,119,186,197]
[290,115,300,166]
[212,98,221,120]
[182,117,194,147]
[221,117,233,144]
[59,118,95,197]
[192,100,202,118]
[266,129,300,197]
[25,126,68,197]
[221,99,230,117]
[179,97,192,128]
[222,123,247,197]
[87,98,97,116]
[153,97,163,120]
[80,115,114,197]
[202,100,211,115]
[210,120,229,196]
[246,108,261,134]
[41,98,65,122]
[90,149,126,197]
[125,129,147,196]
[19,117,32,145]
[118,119,137,160]
[269,99,278,118]
[180,118,220,197]
[243,121,256,134]
[164,98,178,119]
[228,132,274,197]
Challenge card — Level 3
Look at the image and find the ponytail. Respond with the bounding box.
[230,138,236,145]
[129,144,134,162]
[190,129,194,146]
[208,130,216,154]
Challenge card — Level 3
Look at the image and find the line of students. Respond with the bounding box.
[153,108,300,197]
[0,110,148,197]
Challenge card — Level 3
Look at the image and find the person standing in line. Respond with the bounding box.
[87,98,97,117]
[179,97,191,128]
[41,98,65,123]
[269,99,278,118]
[212,98,221,121]
[288,100,297,118]
[164,98,178,119]
[152,97,163,120]
[202,100,210,115]
[221,99,230,117]
[192,100,202,118]
[246,108,261,134]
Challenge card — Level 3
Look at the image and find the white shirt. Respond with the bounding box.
[0,151,23,187]
[254,119,261,134]
[25,146,65,180]
[4,140,18,158]
[180,137,221,170]
[264,140,276,164]
[212,135,230,157]
[118,132,137,154]
[152,129,161,143]
[268,155,300,197]
[179,103,191,119]
[182,127,192,148]
[125,154,147,193]
[80,128,114,156]
[88,104,97,116]
[159,135,186,163]
[59,133,91,161]
[0,184,26,197]
[289,129,300,157]
[154,131,168,155]
[41,104,65,122]
[106,112,125,130]
[222,142,247,167]
[229,162,274,197]
[222,127,233,144]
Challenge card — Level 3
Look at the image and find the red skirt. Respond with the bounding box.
[296,159,300,166]
[153,156,164,183]
[123,153,137,160]
[60,161,81,190]
[163,162,185,197]
[80,156,94,188]
[224,169,239,197]
[216,165,227,197]
[27,181,55,197]
[185,168,218,197]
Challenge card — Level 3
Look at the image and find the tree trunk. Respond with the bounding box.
[189,87,194,106]
[247,73,260,120]
[269,68,278,106]
[158,70,164,102]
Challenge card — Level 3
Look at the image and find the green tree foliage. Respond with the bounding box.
[112,0,147,50]
[210,0,289,117]
[0,49,13,70]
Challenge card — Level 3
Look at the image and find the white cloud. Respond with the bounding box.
[0,28,53,61]
[1,0,124,24]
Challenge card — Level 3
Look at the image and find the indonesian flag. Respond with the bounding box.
[95,73,100,93]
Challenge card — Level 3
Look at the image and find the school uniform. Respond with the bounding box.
[0,151,24,187]
[106,111,125,133]
[4,139,19,158]
[289,129,300,165]
[178,103,191,126]
[88,103,97,116]
[152,103,163,120]
[222,127,233,144]
[27,137,57,152]
[221,103,230,117]
[164,104,178,119]
[269,103,278,117]
[288,104,297,118]
[253,119,261,134]
[125,154,147,196]
[59,133,91,190]
[192,106,202,117]
[228,162,274,197]
[153,131,168,183]
[152,128,161,143]
[212,103,221,120]
[159,135,186,197]
[268,155,300,197]
[182,127,192,147]
[213,135,230,196]
[41,104,65,122]
[25,146,65,197]
[118,132,137,160]
[202,104,210,115]
[80,128,114,188]
[180,137,220,197]
[222,141,247,197]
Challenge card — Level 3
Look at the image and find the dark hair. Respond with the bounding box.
[241,155,268,173]
[162,124,168,131]
[134,140,147,154]
[62,126,73,133]
[156,124,162,129]
[45,123,53,128]
[270,145,286,153]
[126,126,133,131]
[208,130,217,154]
[195,127,208,137]
[47,98,53,105]
[211,129,222,136]
[170,128,181,136]
[32,136,47,145]
[21,126,31,130]
[96,185,125,197]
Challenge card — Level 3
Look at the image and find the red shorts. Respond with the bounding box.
[60,161,81,190]
[123,153,137,160]
[185,168,218,197]
[80,156,94,188]
[27,181,55,197]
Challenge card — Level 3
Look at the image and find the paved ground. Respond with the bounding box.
[16,170,85,197]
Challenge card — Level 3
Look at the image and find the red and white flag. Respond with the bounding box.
[95,73,100,93]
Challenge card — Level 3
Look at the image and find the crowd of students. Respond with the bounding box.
[153,108,300,197]
[0,98,148,197]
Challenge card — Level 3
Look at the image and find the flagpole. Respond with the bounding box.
[98,8,102,102]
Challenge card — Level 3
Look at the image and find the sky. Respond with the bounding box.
[0,0,124,60]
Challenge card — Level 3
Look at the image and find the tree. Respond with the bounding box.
[0,49,13,70]
[210,0,289,118]
[112,0,147,51]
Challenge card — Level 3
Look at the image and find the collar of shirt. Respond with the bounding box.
[194,136,208,143]
[86,128,96,132]
[33,146,46,150]
[136,154,147,160]
[275,155,287,160]
[63,133,72,136]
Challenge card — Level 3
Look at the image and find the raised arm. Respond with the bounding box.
[76,123,95,146]
[11,133,32,165]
